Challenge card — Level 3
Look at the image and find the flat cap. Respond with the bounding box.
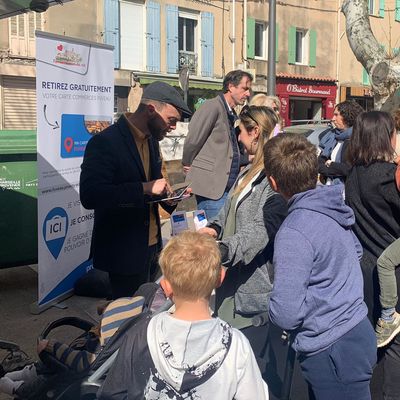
[142,81,192,118]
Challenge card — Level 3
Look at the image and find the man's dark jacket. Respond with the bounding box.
[80,115,173,275]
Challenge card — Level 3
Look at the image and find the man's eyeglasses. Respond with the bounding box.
[240,105,258,125]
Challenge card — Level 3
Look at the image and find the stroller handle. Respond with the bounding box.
[40,317,96,340]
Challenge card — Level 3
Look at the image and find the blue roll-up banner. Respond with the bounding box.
[36,32,114,308]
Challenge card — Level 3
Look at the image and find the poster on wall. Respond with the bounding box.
[35,31,114,309]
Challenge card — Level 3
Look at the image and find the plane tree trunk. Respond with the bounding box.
[342,0,400,110]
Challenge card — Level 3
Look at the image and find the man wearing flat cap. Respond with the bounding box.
[80,82,191,299]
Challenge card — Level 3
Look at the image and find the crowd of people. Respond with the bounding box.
[1,70,399,400]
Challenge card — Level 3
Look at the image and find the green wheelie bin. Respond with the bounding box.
[0,130,37,267]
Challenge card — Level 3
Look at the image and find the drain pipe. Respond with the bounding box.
[232,0,236,69]
[243,0,247,66]
[335,0,341,104]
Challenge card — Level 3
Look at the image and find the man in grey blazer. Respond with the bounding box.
[182,70,253,219]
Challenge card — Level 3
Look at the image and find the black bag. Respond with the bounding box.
[74,269,112,299]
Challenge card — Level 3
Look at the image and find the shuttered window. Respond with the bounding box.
[247,17,255,59]
[288,25,296,64]
[309,29,317,67]
[288,26,316,66]
[379,0,385,17]
[201,12,214,77]
[9,12,43,57]
[146,0,161,72]
[3,76,36,130]
[120,1,144,71]
[166,4,179,73]
[362,68,370,85]
[104,0,120,69]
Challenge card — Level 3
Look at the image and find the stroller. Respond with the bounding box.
[0,282,172,400]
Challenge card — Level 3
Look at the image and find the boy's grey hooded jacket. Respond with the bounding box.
[209,166,287,316]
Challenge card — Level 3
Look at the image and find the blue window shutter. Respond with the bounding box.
[396,0,400,21]
[379,0,385,17]
[166,5,178,74]
[201,12,214,77]
[104,0,120,69]
[146,1,161,72]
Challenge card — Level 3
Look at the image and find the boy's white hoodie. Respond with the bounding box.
[145,312,269,400]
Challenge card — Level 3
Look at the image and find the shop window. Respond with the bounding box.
[288,26,316,67]
[255,21,267,59]
[9,12,43,57]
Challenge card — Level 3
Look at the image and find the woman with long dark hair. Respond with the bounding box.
[318,100,363,184]
[345,110,400,399]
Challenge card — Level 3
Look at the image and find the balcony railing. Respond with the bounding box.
[179,51,197,75]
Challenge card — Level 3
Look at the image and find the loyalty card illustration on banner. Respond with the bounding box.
[43,207,69,259]
[61,114,111,158]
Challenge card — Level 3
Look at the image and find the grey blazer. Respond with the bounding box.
[182,96,235,200]
[209,168,287,316]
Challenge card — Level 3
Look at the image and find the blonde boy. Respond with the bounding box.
[99,232,269,400]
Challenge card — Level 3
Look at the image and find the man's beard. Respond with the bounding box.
[148,119,167,141]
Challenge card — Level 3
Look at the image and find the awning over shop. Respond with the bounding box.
[138,76,223,91]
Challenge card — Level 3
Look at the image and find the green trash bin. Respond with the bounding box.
[0,130,38,268]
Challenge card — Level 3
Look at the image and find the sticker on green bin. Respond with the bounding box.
[0,161,37,198]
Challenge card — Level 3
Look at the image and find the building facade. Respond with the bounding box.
[0,0,244,130]
[244,0,338,126]
[2,0,400,130]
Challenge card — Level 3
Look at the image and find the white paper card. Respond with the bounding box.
[170,211,189,236]
[193,210,208,231]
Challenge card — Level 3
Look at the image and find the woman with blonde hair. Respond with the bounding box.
[199,105,287,375]
[250,94,283,135]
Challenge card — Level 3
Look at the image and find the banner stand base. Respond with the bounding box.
[29,290,73,315]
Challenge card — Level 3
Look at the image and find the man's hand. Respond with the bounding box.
[143,179,170,196]
[198,227,218,238]
[183,165,190,175]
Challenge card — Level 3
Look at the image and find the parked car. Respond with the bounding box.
[283,123,332,148]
